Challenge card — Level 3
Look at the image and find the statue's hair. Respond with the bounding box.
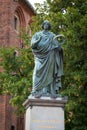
[42,20,51,30]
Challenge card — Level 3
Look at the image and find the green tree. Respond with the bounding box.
[33,0,87,129]
[0,33,34,114]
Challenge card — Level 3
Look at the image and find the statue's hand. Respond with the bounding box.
[37,35,42,42]
[31,35,42,48]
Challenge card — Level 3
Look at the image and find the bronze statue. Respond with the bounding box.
[31,20,65,98]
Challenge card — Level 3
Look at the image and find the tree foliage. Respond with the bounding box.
[0,33,34,114]
[33,0,87,129]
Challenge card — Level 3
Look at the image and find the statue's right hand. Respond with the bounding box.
[31,34,42,48]
[38,35,42,42]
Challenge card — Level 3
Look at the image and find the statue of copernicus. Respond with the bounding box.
[31,20,65,98]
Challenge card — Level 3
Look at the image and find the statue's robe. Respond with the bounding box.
[31,31,63,92]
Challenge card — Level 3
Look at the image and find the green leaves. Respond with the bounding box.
[31,1,87,128]
[0,33,34,115]
[34,0,87,129]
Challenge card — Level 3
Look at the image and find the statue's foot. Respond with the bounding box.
[31,90,42,98]
[34,91,42,98]
[50,94,57,99]
[35,93,42,98]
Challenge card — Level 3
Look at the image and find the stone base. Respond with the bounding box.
[23,95,68,130]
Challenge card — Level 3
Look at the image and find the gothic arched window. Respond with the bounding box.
[14,15,19,32]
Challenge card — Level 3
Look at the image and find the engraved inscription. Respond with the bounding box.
[38,125,56,129]
[32,119,62,129]
[32,119,62,124]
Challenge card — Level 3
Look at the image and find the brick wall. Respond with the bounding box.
[0,0,35,47]
[0,94,17,130]
[0,94,25,130]
[0,94,6,130]
[5,95,17,130]
[0,1,10,47]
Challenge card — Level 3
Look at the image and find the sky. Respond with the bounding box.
[28,0,45,8]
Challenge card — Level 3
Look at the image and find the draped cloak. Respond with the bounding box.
[31,31,63,92]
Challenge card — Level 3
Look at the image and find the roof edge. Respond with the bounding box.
[21,0,36,14]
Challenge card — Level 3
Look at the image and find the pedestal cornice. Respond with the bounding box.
[23,95,68,109]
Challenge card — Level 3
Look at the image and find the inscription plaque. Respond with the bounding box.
[25,106,64,130]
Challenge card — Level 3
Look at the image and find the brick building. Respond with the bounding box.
[0,0,35,47]
[0,94,25,130]
[0,0,35,130]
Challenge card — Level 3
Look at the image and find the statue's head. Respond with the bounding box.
[42,20,51,30]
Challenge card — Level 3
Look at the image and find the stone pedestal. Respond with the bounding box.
[23,95,68,130]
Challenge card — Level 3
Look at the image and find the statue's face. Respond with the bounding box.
[43,22,50,30]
